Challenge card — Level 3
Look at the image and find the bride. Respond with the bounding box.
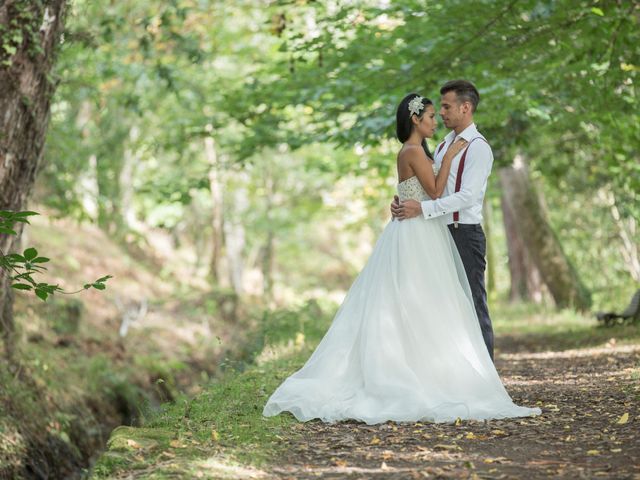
[263,93,541,425]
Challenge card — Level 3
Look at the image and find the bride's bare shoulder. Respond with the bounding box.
[397,144,427,166]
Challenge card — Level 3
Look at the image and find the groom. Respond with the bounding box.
[391,79,495,360]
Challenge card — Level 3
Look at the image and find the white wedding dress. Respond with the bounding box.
[263,175,541,424]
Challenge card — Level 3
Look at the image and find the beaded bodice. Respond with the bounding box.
[397,176,428,201]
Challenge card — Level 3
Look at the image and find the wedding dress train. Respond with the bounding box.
[263,176,541,424]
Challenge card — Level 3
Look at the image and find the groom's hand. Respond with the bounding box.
[396,199,422,220]
[390,195,401,219]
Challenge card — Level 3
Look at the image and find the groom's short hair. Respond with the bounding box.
[440,80,480,112]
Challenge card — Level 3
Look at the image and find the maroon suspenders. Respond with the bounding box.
[438,137,488,228]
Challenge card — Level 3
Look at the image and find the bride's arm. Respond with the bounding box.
[433,139,468,197]
[405,148,437,198]
[411,140,468,200]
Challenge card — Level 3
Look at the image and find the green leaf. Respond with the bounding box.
[6,254,24,262]
[36,284,58,294]
[0,227,17,235]
[3,44,17,55]
[92,283,106,290]
[95,275,113,283]
[32,257,50,263]
[13,211,39,218]
[11,284,32,290]
[12,273,36,283]
[590,7,604,16]
[35,289,48,301]
[23,248,38,261]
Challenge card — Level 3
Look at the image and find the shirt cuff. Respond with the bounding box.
[421,200,448,220]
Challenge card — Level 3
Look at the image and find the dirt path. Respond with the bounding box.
[268,339,640,479]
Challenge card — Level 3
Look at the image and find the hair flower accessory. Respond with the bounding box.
[408,96,424,116]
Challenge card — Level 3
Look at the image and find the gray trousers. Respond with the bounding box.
[447,223,494,360]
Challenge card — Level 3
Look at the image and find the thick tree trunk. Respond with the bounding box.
[499,155,591,310]
[499,181,545,303]
[0,1,68,354]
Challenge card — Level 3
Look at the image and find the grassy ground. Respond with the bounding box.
[90,301,640,479]
[492,303,640,352]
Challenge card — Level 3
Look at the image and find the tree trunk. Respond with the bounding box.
[499,180,545,303]
[119,124,141,232]
[0,0,68,355]
[205,133,224,283]
[262,230,274,299]
[597,188,640,282]
[224,183,247,296]
[261,163,276,299]
[76,100,99,220]
[499,154,591,310]
[482,199,496,295]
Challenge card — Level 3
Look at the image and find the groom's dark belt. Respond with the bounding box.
[448,223,482,231]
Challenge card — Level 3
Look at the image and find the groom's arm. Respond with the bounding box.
[420,141,493,220]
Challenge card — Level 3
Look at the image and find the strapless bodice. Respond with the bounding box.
[398,162,439,201]
[398,176,429,201]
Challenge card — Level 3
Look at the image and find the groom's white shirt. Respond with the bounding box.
[421,123,493,225]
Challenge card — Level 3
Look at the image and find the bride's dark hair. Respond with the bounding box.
[396,93,433,160]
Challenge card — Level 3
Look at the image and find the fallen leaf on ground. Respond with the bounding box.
[126,439,141,449]
[434,444,460,451]
[616,413,629,425]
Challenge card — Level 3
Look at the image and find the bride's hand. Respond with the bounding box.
[443,139,468,160]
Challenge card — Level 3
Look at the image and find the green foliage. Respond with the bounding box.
[0,0,45,67]
[0,211,111,300]
[44,0,278,228]
[86,355,145,410]
[38,0,637,311]
[48,298,84,335]
[228,299,330,369]
[133,354,188,402]
[257,1,639,215]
